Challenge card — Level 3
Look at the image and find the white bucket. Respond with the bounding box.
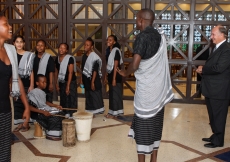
[73,111,93,142]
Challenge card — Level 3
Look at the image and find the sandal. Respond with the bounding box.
[20,125,30,132]
[13,124,23,132]
[46,136,62,141]
[104,114,114,119]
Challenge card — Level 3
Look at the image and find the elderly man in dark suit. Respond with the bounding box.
[196,25,230,148]
[195,37,210,98]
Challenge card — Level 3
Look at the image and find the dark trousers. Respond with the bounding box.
[205,97,229,146]
[196,73,202,94]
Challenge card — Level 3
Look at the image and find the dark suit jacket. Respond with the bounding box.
[201,41,230,99]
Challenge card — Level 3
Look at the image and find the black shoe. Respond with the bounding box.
[204,143,223,148]
[202,137,211,142]
[194,93,201,98]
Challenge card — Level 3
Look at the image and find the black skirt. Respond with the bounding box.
[37,112,64,138]
[13,87,31,124]
[13,97,25,124]
[85,89,104,114]
[0,112,12,162]
[59,80,78,116]
[128,108,164,154]
[108,83,124,116]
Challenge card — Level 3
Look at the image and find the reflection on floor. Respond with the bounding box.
[12,98,230,162]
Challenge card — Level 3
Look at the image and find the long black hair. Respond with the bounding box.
[12,35,26,50]
[13,35,25,43]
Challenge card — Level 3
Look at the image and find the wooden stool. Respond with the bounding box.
[62,119,76,147]
[34,122,45,138]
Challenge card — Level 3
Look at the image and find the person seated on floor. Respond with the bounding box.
[27,74,64,141]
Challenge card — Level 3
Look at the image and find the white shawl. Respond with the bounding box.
[58,54,77,83]
[4,43,20,98]
[28,88,60,114]
[18,51,35,78]
[134,29,174,119]
[106,47,123,74]
[37,53,50,75]
[83,52,102,78]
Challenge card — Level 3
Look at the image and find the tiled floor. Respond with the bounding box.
[12,98,230,162]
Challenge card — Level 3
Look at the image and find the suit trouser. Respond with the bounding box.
[196,73,202,93]
[205,97,229,146]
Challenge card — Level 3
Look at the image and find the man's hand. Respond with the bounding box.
[196,66,203,74]
[117,67,127,77]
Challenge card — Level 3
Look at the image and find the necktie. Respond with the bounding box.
[213,46,217,52]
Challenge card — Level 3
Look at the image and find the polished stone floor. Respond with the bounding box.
[11,98,230,162]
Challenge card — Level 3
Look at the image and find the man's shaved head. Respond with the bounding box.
[136,8,155,31]
[137,8,155,24]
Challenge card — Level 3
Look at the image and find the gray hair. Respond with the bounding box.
[217,25,228,38]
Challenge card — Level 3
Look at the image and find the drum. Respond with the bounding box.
[62,119,76,147]
[73,111,93,142]
[34,122,45,138]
